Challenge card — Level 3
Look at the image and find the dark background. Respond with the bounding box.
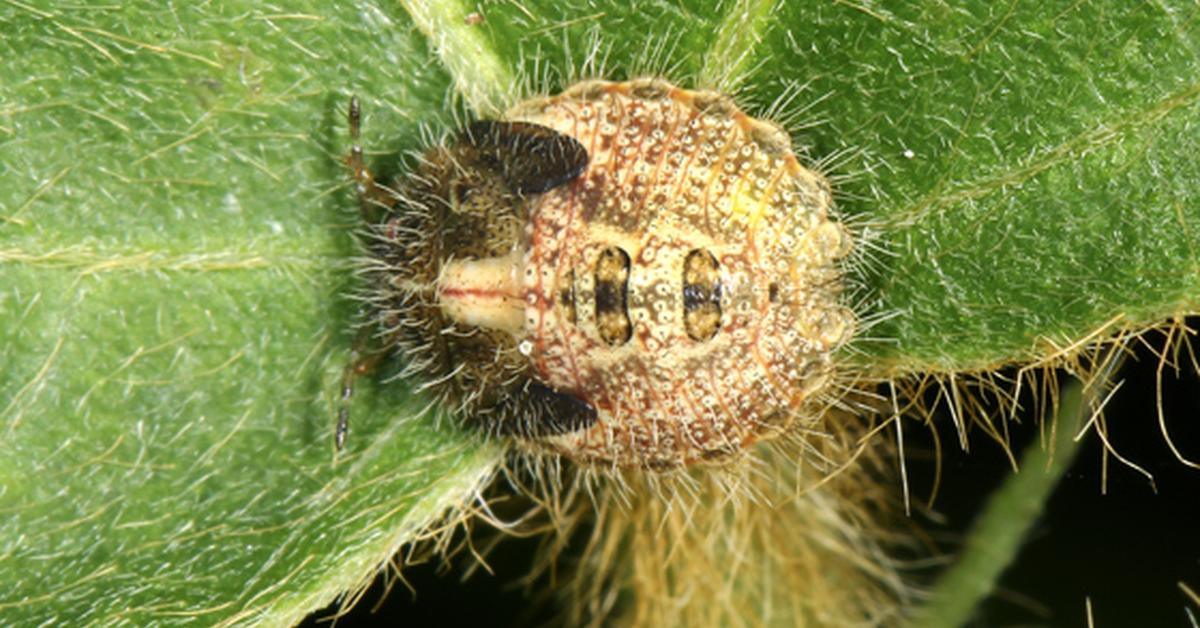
[302,323,1200,627]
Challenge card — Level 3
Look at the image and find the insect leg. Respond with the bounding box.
[335,324,391,451]
[345,96,395,221]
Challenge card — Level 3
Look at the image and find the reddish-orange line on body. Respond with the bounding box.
[439,287,517,300]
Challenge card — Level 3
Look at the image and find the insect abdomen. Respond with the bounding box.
[510,79,855,468]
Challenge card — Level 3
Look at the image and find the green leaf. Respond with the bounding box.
[0,3,501,625]
[3,0,1198,625]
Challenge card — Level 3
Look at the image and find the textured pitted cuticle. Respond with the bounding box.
[504,78,856,469]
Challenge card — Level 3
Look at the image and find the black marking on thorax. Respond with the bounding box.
[490,380,598,437]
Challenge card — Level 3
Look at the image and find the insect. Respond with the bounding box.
[341,78,855,470]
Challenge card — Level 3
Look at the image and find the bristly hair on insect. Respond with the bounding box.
[338,77,858,474]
